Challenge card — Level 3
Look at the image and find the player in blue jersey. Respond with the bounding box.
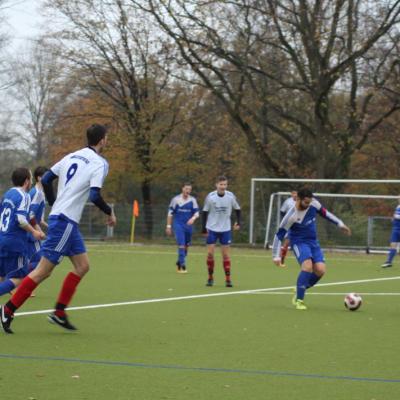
[27,166,49,271]
[381,201,400,268]
[166,183,199,273]
[272,188,351,310]
[202,176,241,287]
[0,168,45,298]
[0,124,116,334]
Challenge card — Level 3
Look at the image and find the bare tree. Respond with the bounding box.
[45,0,190,237]
[138,0,400,178]
[8,41,69,163]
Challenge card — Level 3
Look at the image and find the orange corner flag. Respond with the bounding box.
[133,200,139,218]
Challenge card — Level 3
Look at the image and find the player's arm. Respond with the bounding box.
[201,196,211,234]
[17,211,45,240]
[272,209,295,266]
[166,204,174,236]
[41,170,58,206]
[313,199,351,235]
[232,195,241,230]
[187,198,200,225]
[89,187,116,226]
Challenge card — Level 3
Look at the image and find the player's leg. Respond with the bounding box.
[381,230,399,268]
[280,237,290,267]
[206,230,217,286]
[0,256,55,334]
[174,227,186,272]
[292,243,313,310]
[308,245,326,288]
[180,230,192,273]
[221,245,233,287]
[48,226,88,331]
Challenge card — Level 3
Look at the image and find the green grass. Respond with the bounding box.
[1,244,400,400]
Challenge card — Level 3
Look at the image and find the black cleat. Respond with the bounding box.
[225,280,233,288]
[47,313,77,331]
[381,262,393,268]
[0,306,14,334]
[206,279,214,287]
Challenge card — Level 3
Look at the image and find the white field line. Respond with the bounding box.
[87,248,379,263]
[15,276,400,318]
[251,292,400,296]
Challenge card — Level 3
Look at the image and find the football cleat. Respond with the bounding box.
[381,262,393,268]
[0,306,14,334]
[295,300,307,310]
[225,280,233,288]
[206,279,214,287]
[47,313,77,331]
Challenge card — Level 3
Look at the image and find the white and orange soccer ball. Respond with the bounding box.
[344,293,362,311]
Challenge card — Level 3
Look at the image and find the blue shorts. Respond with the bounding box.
[174,225,192,247]
[27,240,41,261]
[291,241,325,265]
[0,255,30,279]
[390,229,400,243]
[206,230,232,246]
[41,215,86,265]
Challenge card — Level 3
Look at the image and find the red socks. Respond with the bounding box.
[6,276,38,314]
[223,258,231,280]
[55,272,82,318]
[207,256,214,279]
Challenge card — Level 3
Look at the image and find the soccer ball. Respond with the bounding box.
[344,293,362,311]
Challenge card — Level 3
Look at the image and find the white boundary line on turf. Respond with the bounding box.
[251,292,400,296]
[15,275,400,317]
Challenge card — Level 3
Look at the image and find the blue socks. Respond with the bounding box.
[178,248,186,266]
[307,272,321,289]
[0,279,16,297]
[296,271,313,300]
[387,249,397,264]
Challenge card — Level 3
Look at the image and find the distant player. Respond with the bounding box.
[166,183,199,273]
[0,124,116,334]
[27,166,49,271]
[381,199,400,268]
[279,190,297,267]
[0,168,45,297]
[202,176,241,287]
[272,188,351,310]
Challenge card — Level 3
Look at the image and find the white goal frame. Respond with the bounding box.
[249,178,400,245]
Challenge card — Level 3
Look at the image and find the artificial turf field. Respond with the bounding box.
[1,244,400,400]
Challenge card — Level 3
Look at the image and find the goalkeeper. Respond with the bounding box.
[381,200,400,268]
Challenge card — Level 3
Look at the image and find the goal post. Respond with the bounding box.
[249,178,400,251]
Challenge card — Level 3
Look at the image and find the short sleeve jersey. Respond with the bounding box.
[203,190,240,232]
[50,147,109,223]
[27,186,46,242]
[168,195,199,226]
[0,187,31,255]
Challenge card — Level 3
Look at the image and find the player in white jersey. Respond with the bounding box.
[1,124,116,334]
[279,190,297,267]
[202,176,241,287]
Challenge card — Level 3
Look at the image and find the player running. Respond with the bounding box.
[0,124,116,334]
[202,176,241,287]
[272,188,351,310]
[166,183,199,273]
[0,168,45,297]
[381,199,400,268]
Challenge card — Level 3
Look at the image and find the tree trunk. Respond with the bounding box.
[141,178,153,239]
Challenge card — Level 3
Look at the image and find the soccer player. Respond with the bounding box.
[202,176,241,287]
[166,183,199,273]
[27,166,49,270]
[0,124,116,334]
[279,190,297,267]
[272,188,351,310]
[381,200,400,268]
[0,168,45,297]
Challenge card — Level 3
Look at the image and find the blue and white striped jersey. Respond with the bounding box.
[0,187,31,255]
[272,199,344,258]
[168,194,199,226]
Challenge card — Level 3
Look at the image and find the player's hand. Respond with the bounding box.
[233,223,240,231]
[107,213,117,227]
[273,257,283,267]
[33,230,45,241]
[166,227,172,236]
[187,217,195,226]
[340,225,351,236]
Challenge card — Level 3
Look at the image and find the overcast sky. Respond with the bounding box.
[3,0,43,50]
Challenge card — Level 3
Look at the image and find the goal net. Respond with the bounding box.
[249,178,400,253]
